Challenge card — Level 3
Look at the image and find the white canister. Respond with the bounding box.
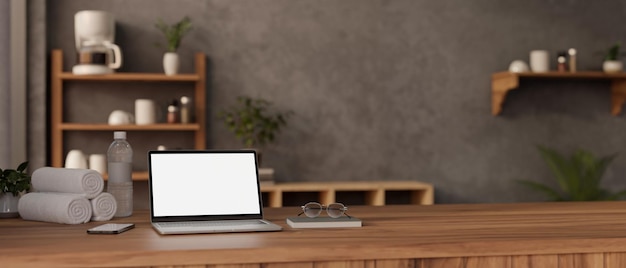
[88,154,107,175]
[135,99,156,125]
[530,50,550,72]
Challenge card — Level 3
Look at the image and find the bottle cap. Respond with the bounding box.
[568,48,577,55]
[114,131,126,140]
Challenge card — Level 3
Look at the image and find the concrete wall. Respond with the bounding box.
[36,0,626,204]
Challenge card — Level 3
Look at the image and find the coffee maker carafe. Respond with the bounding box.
[72,10,122,75]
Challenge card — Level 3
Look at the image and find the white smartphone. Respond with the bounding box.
[87,223,135,234]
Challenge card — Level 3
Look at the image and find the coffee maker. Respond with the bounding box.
[72,10,122,75]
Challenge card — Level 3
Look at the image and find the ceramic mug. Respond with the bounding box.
[135,99,156,125]
[65,149,88,169]
[530,50,550,72]
[88,154,107,175]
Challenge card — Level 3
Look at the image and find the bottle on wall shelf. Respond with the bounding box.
[107,131,133,217]
[180,96,191,124]
[167,99,179,124]
[568,48,577,72]
[557,51,567,72]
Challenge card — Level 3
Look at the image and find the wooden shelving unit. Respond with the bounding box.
[50,49,206,180]
[491,71,626,115]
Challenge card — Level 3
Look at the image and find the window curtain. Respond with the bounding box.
[0,1,11,167]
[0,0,27,168]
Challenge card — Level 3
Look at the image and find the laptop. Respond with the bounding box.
[147,149,283,235]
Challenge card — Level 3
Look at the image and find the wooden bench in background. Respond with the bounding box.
[260,180,434,207]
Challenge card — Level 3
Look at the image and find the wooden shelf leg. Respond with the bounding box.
[365,189,385,206]
[611,79,626,116]
[319,190,335,205]
[491,72,520,115]
[411,187,434,205]
[267,190,283,208]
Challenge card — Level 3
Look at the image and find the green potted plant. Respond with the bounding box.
[218,96,292,164]
[0,161,30,217]
[518,146,626,201]
[603,43,624,73]
[155,16,192,75]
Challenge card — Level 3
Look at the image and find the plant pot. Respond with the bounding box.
[0,193,20,218]
[603,60,623,73]
[163,52,180,75]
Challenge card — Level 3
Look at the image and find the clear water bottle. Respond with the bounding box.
[107,131,133,217]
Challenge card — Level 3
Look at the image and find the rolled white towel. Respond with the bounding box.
[32,167,104,199]
[18,192,92,224]
[90,192,117,221]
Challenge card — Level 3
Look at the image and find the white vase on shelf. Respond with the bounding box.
[163,52,180,75]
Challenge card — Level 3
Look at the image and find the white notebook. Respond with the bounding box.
[286,217,362,228]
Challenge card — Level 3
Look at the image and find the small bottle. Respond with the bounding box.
[167,100,179,124]
[568,48,577,72]
[557,55,567,72]
[180,96,191,124]
[107,131,133,217]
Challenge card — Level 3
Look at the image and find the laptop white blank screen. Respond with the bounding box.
[150,152,261,217]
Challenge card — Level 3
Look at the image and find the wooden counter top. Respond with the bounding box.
[3,202,626,268]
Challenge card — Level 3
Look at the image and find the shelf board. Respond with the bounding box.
[58,72,200,82]
[59,123,200,131]
[103,171,149,181]
[491,71,626,115]
[494,71,626,79]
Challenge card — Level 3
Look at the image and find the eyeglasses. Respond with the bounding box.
[298,202,351,218]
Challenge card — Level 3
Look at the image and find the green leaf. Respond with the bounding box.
[17,161,28,172]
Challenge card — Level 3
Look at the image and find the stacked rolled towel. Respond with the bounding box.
[18,192,92,224]
[18,167,117,224]
[90,192,117,221]
[31,167,104,198]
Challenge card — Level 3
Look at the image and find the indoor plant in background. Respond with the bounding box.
[218,96,292,165]
[518,146,626,201]
[603,43,624,73]
[0,161,30,217]
[155,16,192,75]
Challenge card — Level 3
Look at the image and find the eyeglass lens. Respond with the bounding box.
[326,203,345,218]
[303,202,323,218]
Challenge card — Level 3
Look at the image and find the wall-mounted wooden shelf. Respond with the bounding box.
[491,71,626,115]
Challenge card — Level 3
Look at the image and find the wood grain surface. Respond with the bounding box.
[3,202,626,267]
